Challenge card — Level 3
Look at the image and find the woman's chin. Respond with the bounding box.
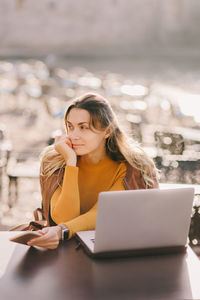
[74,149,86,155]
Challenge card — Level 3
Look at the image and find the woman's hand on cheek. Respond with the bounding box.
[54,135,70,154]
[27,226,62,250]
[54,135,77,165]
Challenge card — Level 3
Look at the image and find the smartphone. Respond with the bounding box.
[9,231,41,245]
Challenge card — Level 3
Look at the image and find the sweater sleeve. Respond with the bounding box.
[61,164,127,238]
[51,166,80,224]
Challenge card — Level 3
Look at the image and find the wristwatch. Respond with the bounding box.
[58,225,69,241]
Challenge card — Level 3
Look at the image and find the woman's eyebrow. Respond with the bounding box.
[66,121,89,125]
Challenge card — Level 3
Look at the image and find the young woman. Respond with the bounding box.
[28,93,159,249]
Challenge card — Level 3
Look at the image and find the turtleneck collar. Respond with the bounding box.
[78,155,112,167]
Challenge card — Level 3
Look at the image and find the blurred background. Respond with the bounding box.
[0,1,200,233]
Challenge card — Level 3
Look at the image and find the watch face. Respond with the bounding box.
[59,225,69,240]
[63,228,69,240]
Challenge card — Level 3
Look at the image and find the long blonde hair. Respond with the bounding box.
[41,93,159,187]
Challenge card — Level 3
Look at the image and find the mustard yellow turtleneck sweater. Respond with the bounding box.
[51,155,127,238]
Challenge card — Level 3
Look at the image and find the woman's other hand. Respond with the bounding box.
[54,135,77,166]
[27,226,62,250]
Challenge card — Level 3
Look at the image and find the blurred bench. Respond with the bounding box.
[154,131,185,155]
[6,154,40,207]
[153,129,200,184]
[155,154,200,184]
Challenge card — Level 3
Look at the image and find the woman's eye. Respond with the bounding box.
[80,126,88,130]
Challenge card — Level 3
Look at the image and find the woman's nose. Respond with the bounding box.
[69,128,80,139]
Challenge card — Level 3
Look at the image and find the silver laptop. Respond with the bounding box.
[75,188,194,258]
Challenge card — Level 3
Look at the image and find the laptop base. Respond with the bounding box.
[75,233,187,259]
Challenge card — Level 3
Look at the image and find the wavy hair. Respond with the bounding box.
[40,93,159,187]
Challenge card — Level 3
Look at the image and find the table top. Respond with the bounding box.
[1,232,200,300]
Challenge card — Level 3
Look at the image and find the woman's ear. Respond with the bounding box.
[104,127,112,139]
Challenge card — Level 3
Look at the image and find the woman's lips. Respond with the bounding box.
[73,144,84,147]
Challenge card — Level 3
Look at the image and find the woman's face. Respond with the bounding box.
[66,108,109,158]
